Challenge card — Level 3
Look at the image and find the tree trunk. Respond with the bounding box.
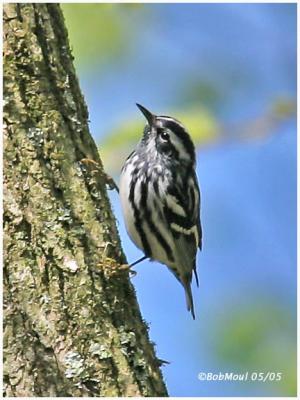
[3,3,168,397]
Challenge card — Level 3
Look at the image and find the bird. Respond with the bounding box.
[119,104,202,319]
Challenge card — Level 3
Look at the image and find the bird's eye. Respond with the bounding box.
[159,130,169,141]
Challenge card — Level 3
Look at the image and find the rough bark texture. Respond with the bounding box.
[3,3,168,397]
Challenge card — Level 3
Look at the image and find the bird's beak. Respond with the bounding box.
[136,103,156,126]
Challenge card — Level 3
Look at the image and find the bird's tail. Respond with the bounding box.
[184,282,195,320]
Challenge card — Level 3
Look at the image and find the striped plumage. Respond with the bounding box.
[120,104,202,319]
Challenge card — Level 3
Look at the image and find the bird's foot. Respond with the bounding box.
[119,263,137,276]
[81,158,101,171]
[104,173,119,193]
[80,158,119,192]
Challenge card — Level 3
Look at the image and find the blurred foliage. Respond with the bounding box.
[99,107,220,174]
[62,4,145,71]
[270,96,296,120]
[209,298,296,396]
[224,97,296,142]
[178,79,224,110]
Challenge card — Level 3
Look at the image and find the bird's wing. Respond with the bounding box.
[165,171,201,249]
[164,170,202,285]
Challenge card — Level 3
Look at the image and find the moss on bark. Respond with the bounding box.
[3,3,167,396]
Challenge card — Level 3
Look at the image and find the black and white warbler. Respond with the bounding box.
[120,104,202,319]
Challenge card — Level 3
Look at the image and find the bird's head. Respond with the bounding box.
[136,103,195,166]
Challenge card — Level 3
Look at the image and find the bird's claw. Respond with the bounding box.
[80,158,119,192]
[81,158,101,170]
[119,264,137,276]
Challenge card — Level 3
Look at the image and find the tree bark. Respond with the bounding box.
[3,3,168,397]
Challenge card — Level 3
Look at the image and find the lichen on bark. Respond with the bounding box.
[3,3,167,397]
